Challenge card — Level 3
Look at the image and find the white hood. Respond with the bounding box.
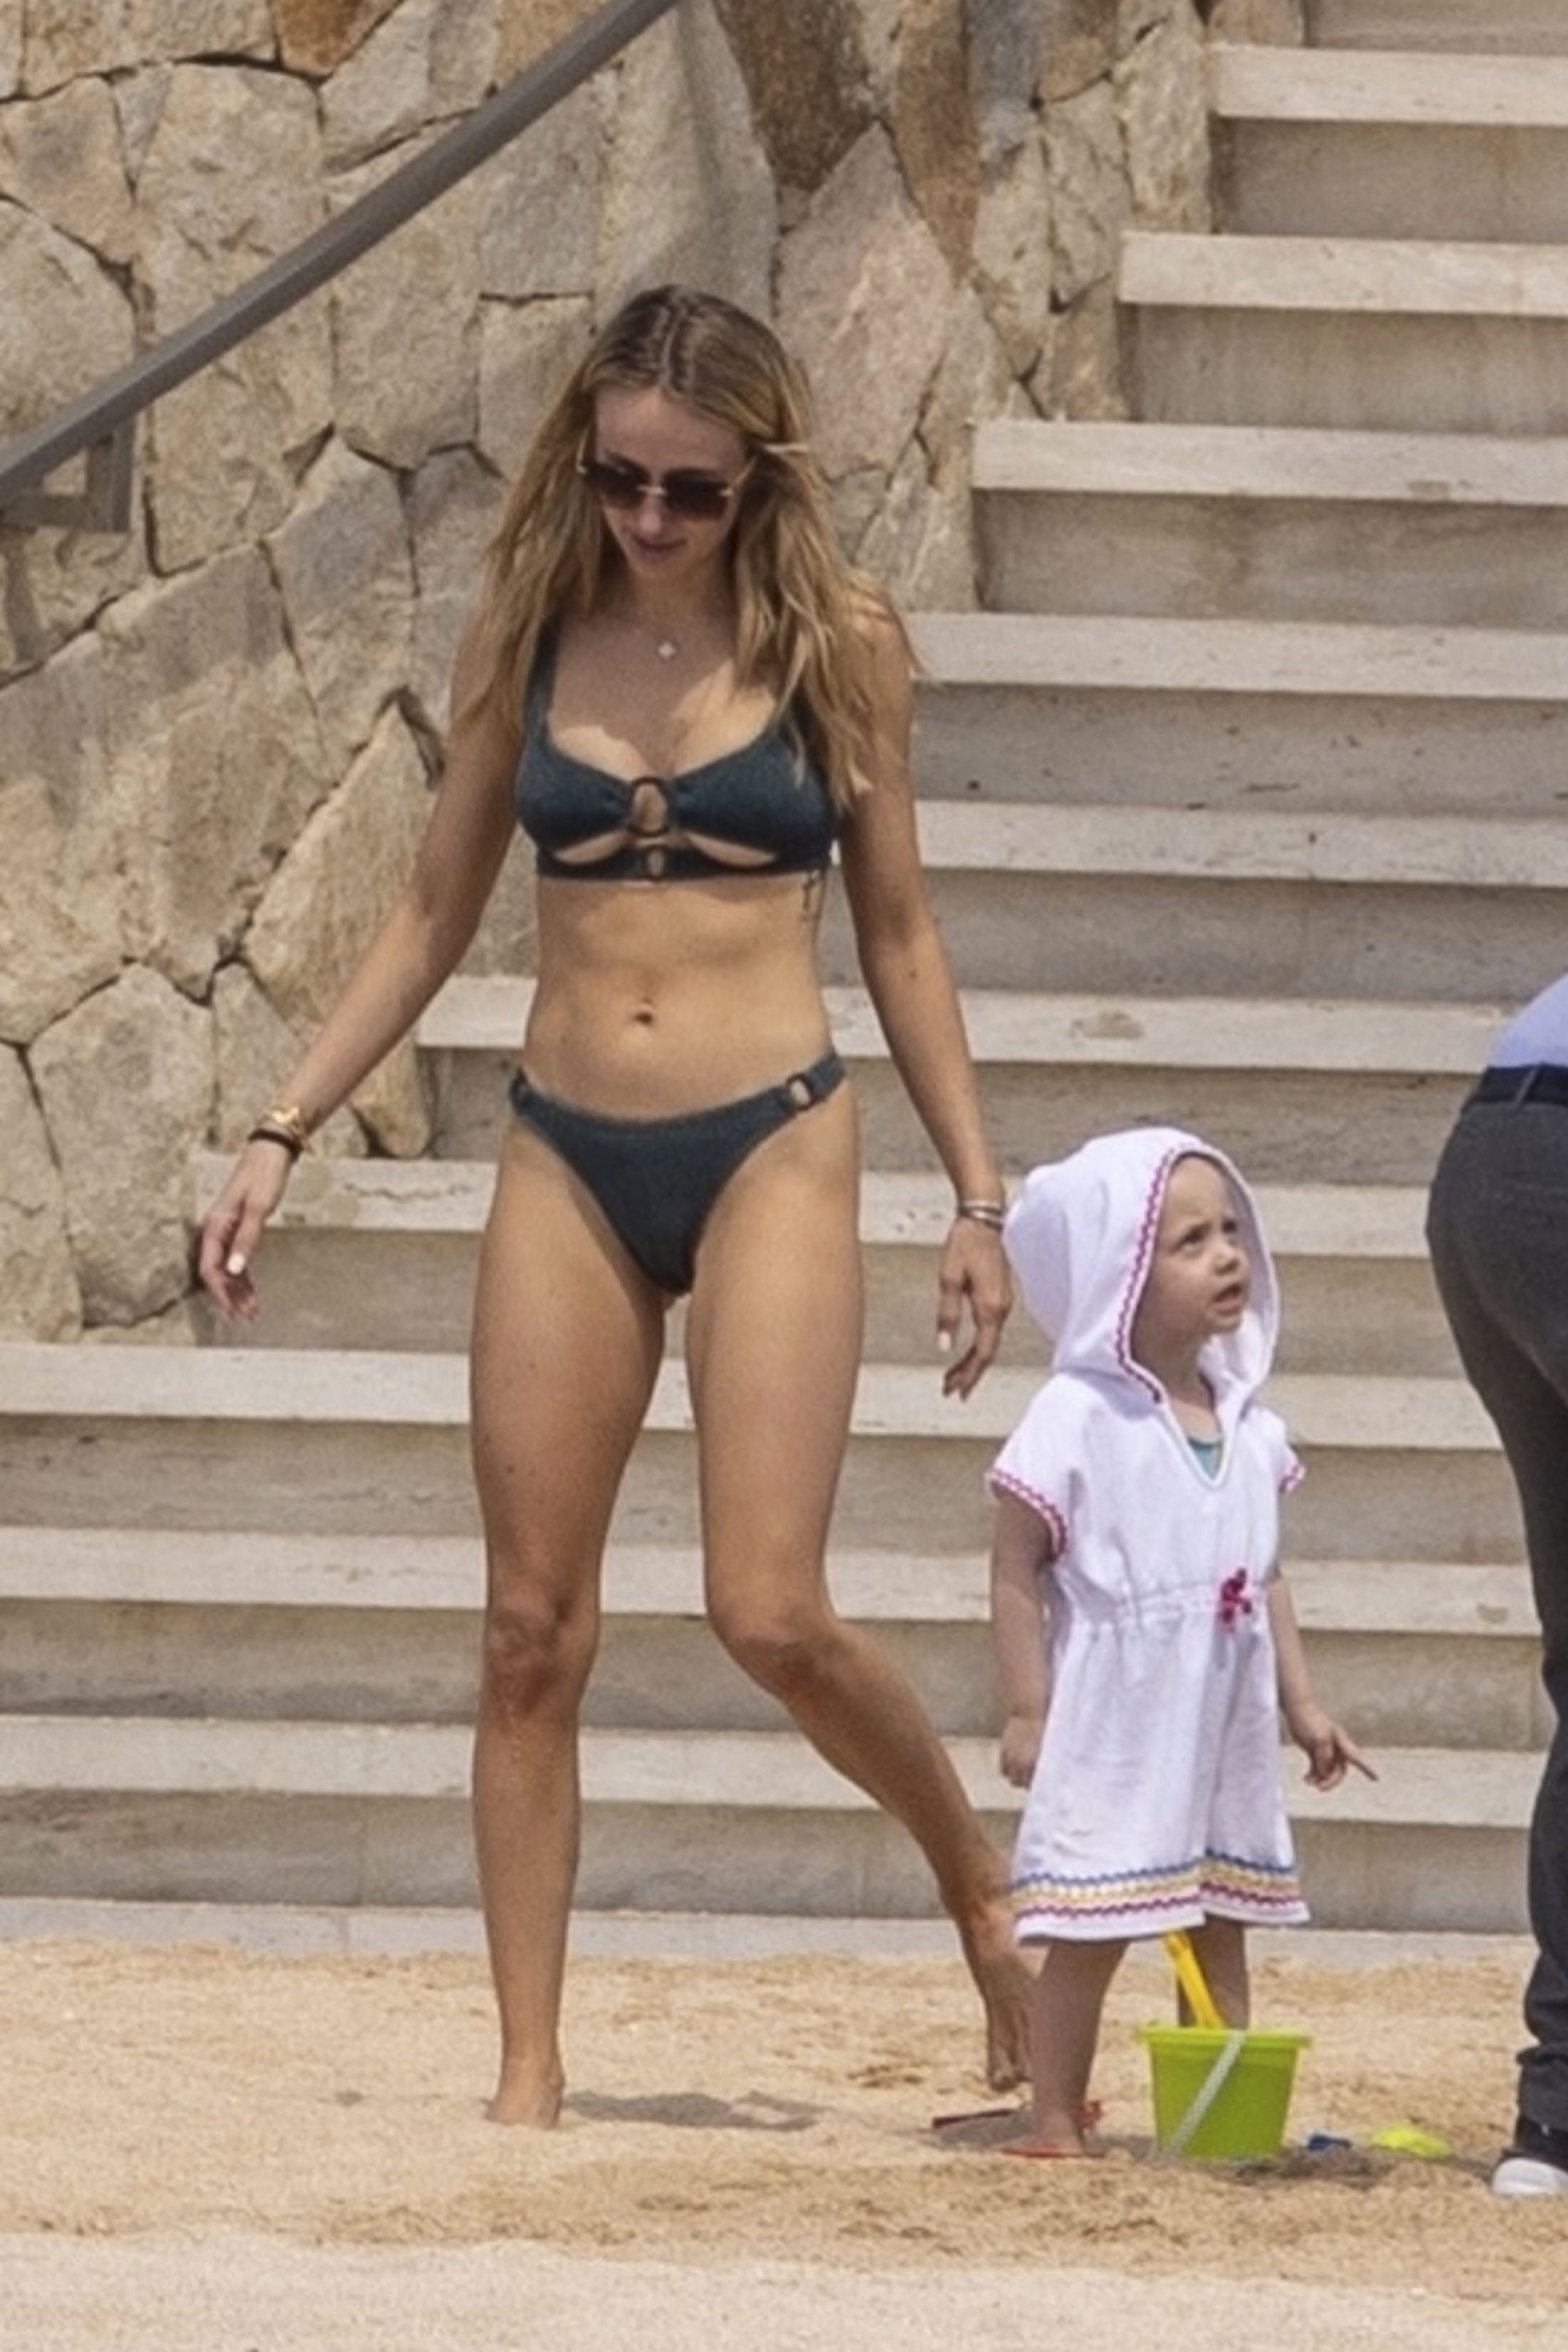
[1002,1125,1279,1413]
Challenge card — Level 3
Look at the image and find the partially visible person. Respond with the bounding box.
[989,1125,1371,2157]
[1428,975,1568,2197]
[199,284,1029,2122]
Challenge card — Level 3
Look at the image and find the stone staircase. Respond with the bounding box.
[3,0,1565,1948]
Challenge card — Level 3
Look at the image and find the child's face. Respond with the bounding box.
[1130,1154,1250,1371]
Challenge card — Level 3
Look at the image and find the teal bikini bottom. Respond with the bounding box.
[507,1050,845,1295]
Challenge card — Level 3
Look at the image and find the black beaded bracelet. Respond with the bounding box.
[247,1123,304,1160]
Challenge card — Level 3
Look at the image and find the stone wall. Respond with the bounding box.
[0,0,1214,1340]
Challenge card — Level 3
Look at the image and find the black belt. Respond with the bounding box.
[1469,1063,1568,1109]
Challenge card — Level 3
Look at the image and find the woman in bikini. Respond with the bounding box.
[198,284,1028,2123]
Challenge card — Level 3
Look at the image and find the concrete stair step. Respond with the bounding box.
[1120,232,1568,432]
[0,1714,1536,1931]
[973,419,1568,628]
[0,1525,974,1616]
[0,1528,989,1738]
[3,1531,1539,1749]
[1307,1,1568,54]
[421,972,1506,1071]
[0,1713,1532,1812]
[189,1155,1458,1373]
[0,1339,1500,1445]
[915,798,1568,887]
[1214,46,1568,244]
[907,611,1568,809]
[914,609,1568,699]
[974,418,1568,505]
[0,1341,1516,1564]
[0,1897,975,1959]
[1123,230,1568,318]
[853,814,1568,1015]
[418,971,1499,1182]
[829,799,1568,1008]
[0,1898,1529,1962]
[0,1526,1532,1635]
[1218,46,1568,128]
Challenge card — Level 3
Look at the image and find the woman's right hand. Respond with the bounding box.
[197,1140,296,1321]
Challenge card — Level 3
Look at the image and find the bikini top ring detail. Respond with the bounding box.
[513,631,840,883]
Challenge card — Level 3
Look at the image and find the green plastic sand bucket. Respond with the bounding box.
[1140,2024,1310,2160]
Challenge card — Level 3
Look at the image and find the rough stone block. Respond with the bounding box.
[0,1047,81,1339]
[266,435,414,773]
[0,199,133,445]
[30,964,214,1325]
[597,1,775,311]
[272,0,400,77]
[778,128,952,478]
[0,76,135,263]
[0,641,121,1040]
[98,548,334,996]
[245,707,436,1155]
[21,2,272,92]
[329,155,480,469]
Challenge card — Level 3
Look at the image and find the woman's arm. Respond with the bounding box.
[198,619,520,1317]
[991,1487,1053,1788]
[837,609,1011,1396]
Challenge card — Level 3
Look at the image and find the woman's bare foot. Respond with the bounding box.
[958,1882,1034,2091]
[486,2054,564,2127]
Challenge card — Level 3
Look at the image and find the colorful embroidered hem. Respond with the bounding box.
[1012,1848,1307,1941]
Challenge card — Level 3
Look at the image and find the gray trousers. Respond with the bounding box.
[1427,1096,1568,2131]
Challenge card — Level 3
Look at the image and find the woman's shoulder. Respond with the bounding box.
[842,585,916,738]
[847,579,911,659]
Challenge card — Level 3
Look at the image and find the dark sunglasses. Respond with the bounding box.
[576,450,749,523]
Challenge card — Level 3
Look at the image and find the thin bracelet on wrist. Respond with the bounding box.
[247,1100,310,1160]
[954,1197,1007,1232]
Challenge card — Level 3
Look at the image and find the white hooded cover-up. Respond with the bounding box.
[989,1125,1309,1943]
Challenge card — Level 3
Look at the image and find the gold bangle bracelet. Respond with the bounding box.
[257,1100,310,1153]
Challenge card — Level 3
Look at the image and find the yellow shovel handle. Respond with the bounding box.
[1162,1930,1224,2030]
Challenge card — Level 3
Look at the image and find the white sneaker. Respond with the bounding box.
[1491,2152,1568,2199]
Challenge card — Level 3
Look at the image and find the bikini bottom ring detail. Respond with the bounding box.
[507,1050,845,1295]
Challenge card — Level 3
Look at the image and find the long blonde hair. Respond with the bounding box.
[470,285,907,811]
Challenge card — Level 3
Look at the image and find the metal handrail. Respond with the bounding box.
[0,0,679,522]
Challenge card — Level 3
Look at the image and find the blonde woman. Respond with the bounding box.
[200,284,1026,2123]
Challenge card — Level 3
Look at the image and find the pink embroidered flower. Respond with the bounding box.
[1217,1568,1253,1628]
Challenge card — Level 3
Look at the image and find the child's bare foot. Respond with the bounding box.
[486,2054,564,2127]
[1000,2135,1102,2162]
[1000,2100,1104,2160]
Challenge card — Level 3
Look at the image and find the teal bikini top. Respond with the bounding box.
[515,632,840,882]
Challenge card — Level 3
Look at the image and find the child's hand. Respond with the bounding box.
[1287,1702,1376,1791]
[999,1711,1042,1788]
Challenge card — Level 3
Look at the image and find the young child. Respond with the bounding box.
[988,1125,1372,2157]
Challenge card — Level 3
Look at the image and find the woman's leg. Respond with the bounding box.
[1018,1939,1125,2153]
[1187,1916,1250,2028]
[684,1090,1031,2089]
[469,1127,665,2123]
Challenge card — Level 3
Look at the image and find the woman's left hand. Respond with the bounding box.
[936,1217,1012,1398]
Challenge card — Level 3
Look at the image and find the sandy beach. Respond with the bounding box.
[1,1931,1564,2347]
